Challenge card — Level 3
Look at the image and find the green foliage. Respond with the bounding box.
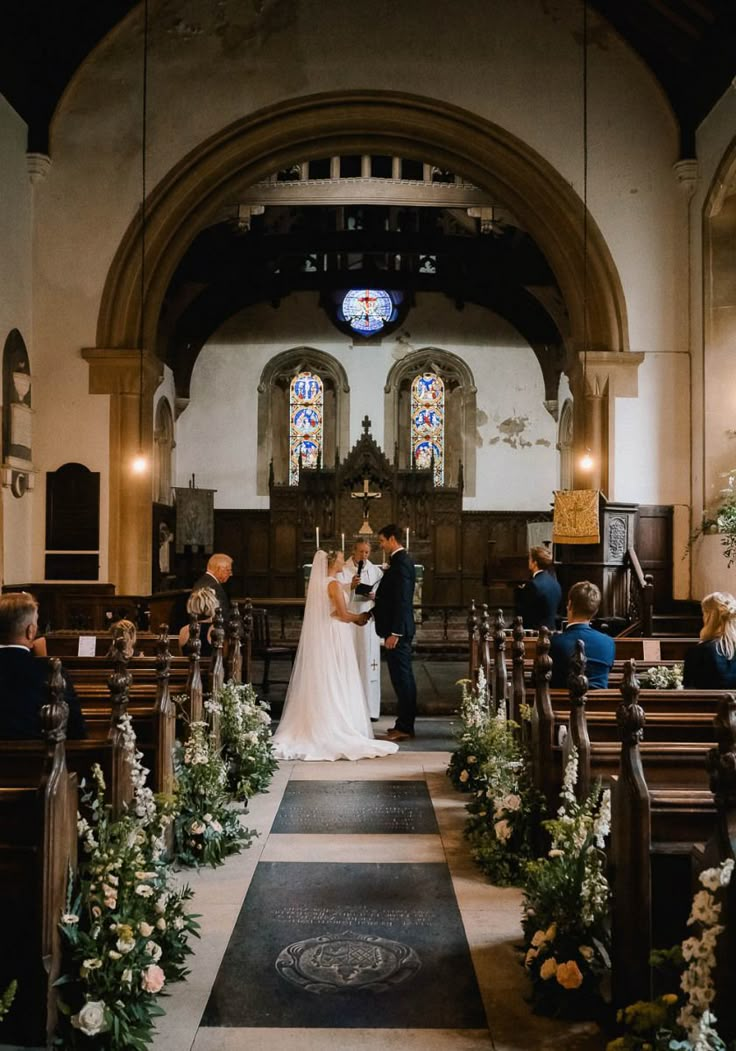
[0,980,17,1020]
[521,748,612,1019]
[447,673,493,793]
[55,766,200,1050]
[464,707,545,887]
[215,682,278,799]
[172,722,254,868]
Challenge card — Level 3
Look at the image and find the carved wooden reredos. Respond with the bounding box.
[269,415,461,577]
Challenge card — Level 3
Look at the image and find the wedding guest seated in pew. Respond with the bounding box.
[0,592,86,739]
[550,580,615,689]
[514,544,562,631]
[683,591,736,688]
[105,618,141,659]
[178,586,218,657]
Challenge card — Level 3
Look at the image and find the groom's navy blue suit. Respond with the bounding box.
[373,547,417,735]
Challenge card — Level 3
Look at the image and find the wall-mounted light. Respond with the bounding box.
[579,450,594,472]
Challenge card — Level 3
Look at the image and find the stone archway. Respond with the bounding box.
[92,91,631,591]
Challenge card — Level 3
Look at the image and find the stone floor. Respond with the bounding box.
[149,718,606,1051]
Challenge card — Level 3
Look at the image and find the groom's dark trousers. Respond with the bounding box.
[373,547,417,735]
[385,637,417,735]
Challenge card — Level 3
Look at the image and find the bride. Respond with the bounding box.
[272,549,399,761]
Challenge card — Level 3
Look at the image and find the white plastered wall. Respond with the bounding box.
[26,0,688,581]
[689,84,736,597]
[176,293,560,512]
[0,97,34,584]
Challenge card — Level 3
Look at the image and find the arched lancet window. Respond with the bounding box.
[411,372,445,484]
[558,398,574,491]
[289,371,324,484]
[385,349,476,494]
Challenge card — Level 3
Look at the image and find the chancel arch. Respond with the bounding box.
[257,348,350,495]
[385,349,477,495]
[92,91,631,590]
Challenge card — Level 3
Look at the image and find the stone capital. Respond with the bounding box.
[570,351,645,398]
[82,348,163,396]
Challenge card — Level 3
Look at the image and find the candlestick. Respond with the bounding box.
[316,526,320,549]
[405,527,410,551]
[341,532,345,552]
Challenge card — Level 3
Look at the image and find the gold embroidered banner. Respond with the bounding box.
[553,489,600,545]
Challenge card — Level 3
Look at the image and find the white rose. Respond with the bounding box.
[72,1000,108,1036]
[135,883,155,899]
[145,939,163,962]
[494,819,512,842]
[138,921,154,937]
[116,935,135,954]
[503,793,522,811]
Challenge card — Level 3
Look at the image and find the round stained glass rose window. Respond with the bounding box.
[341,289,393,335]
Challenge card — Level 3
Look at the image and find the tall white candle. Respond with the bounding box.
[341,532,345,552]
[316,526,320,549]
[405,527,410,551]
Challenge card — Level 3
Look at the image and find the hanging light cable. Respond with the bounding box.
[132,0,150,475]
[579,0,594,474]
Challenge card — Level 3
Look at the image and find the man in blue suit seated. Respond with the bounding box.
[550,580,615,689]
[514,545,562,631]
[0,592,86,739]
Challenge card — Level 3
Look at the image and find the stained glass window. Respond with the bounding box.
[341,289,394,335]
[289,371,323,484]
[411,372,445,485]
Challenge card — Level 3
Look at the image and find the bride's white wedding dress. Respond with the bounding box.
[272,551,398,761]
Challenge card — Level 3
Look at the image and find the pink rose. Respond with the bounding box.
[140,964,166,994]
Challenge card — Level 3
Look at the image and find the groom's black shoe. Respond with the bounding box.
[383,727,414,741]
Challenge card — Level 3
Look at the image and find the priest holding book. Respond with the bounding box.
[338,538,384,719]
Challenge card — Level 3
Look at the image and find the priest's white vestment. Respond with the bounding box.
[338,556,383,719]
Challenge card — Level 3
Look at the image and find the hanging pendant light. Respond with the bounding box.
[578,0,594,475]
[132,0,150,476]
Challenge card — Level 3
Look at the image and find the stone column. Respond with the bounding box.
[82,349,163,594]
[570,351,644,495]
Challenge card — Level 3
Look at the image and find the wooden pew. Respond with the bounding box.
[609,672,735,1014]
[0,670,78,1047]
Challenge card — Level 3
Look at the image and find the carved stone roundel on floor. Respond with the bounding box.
[275,930,421,993]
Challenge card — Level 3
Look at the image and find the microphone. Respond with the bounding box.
[357,559,364,577]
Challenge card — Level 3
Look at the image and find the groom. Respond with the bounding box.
[373,523,417,741]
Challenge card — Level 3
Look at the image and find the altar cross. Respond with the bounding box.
[350,476,382,535]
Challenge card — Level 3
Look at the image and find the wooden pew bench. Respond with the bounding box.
[0,694,77,1048]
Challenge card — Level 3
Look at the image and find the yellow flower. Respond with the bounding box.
[531,930,546,948]
[543,923,557,943]
[578,944,594,962]
[540,957,558,980]
[556,960,584,989]
[459,770,470,783]
[606,1040,625,1051]
[661,993,678,1005]
[524,947,538,968]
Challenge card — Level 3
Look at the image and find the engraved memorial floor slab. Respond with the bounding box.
[270,780,439,835]
[202,861,486,1029]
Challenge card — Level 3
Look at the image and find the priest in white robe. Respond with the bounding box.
[338,539,383,719]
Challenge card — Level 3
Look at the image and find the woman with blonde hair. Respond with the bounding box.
[178,586,219,657]
[106,618,139,659]
[683,591,736,688]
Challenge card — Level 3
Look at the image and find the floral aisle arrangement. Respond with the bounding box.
[172,720,254,868]
[521,747,612,1019]
[0,981,16,1020]
[464,699,544,886]
[213,681,278,799]
[607,858,736,1051]
[447,670,493,793]
[639,664,684,690]
[56,746,200,1050]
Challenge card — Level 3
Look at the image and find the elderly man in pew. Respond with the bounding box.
[0,592,86,739]
[550,580,615,689]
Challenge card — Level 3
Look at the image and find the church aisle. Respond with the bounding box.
[150,723,604,1051]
